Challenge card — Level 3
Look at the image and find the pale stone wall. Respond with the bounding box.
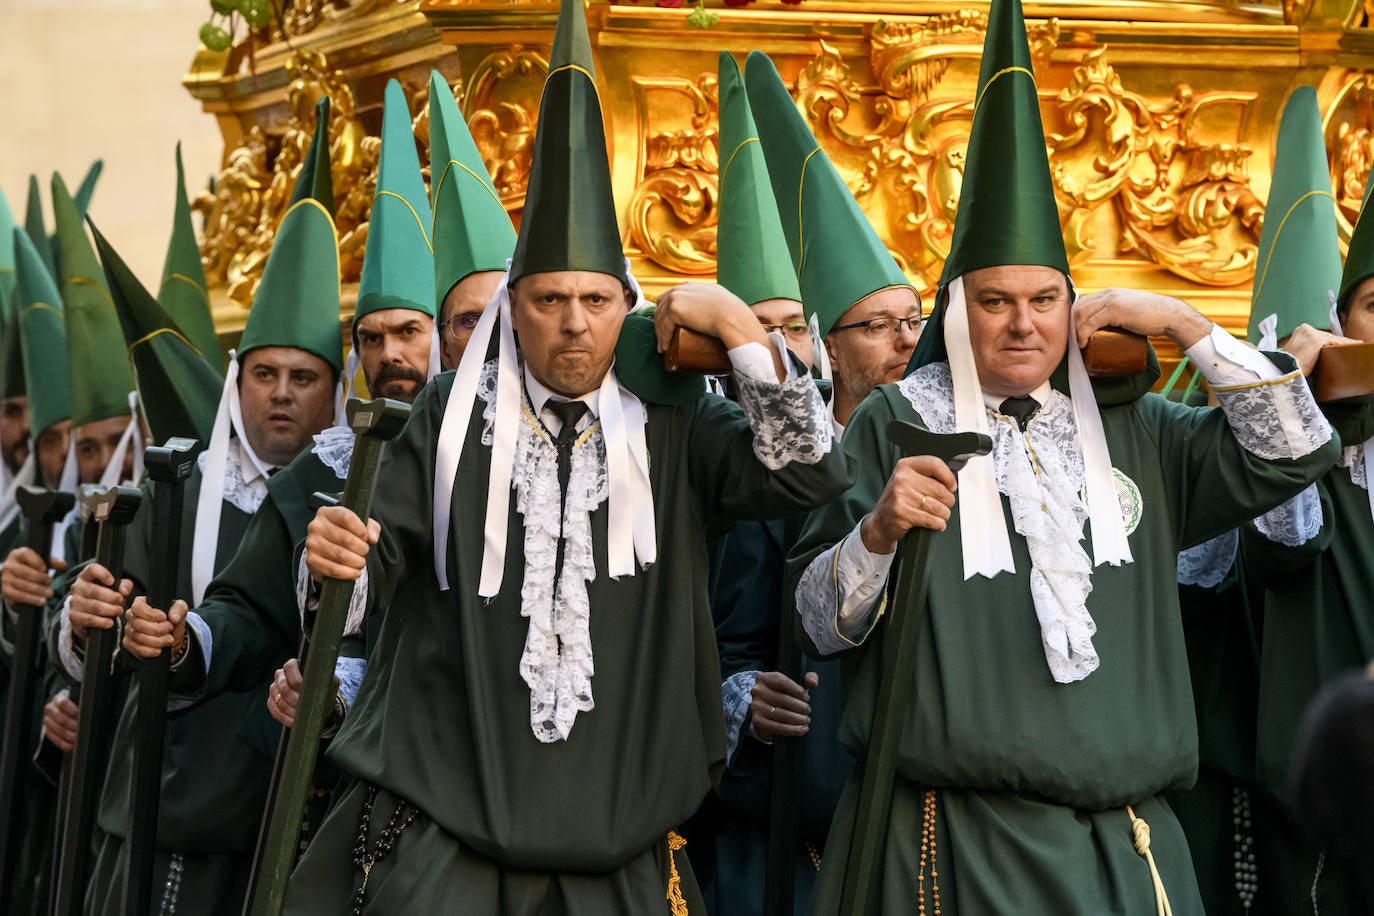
[0,0,221,287]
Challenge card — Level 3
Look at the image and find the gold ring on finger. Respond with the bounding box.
[919,495,928,512]
[275,692,283,704]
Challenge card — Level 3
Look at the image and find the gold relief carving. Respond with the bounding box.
[193,126,267,292]
[627,75,720,275]
[196,49,380,305]
[464,50,549,205]
[278,0,408,39]
[1049,48,1261,286]
[1323,71,1374,244]
[786,24,1259,289]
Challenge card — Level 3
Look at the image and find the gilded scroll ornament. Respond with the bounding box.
[197,49,379,305]
[627,74,721,274]
[1049,48,1262,286]
[465,50,549,205]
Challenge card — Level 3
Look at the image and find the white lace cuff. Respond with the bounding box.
[1176,529,1239,588]
[1207,369,1332,461]
[796,526,891,656]
[311,425,354,480]
[57,595,83,682]
[1185,324,1284,387]
[722,669,758,763]
[335,655,367,709]
[296,550,369,638]
[733,333,832,471]
[165,610,214,712]
[1251,483,1323,547]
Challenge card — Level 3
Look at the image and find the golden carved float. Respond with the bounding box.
[184,0,1374,368]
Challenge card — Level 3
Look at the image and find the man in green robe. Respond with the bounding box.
[701,50,915,915]
[59,109,342,915]
[1235,114,1374,913]
[779,0,1340,909]
[0,225,79,914]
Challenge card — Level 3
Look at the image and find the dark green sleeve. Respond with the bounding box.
[359,377,445,636]
[785,386,903,657]
[711,520,784,679]
[185,494,301,699]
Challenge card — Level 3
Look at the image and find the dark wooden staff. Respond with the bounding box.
[0,486,75,892]
[838,424,991,914]
[249,397,410,916]
[48,488,103,913]
[764,576,806,916]
[53,485,142,916]
[122,438,199,916]
[241,487,341,915]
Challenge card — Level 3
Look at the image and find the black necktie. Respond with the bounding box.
[999,395,1040,431]
[545,399,589,592]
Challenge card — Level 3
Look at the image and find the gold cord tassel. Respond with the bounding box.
[1126,805,1174,916]
[666,830,689,916]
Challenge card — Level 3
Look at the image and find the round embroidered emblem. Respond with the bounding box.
[1080,468,1143,535]
[1113,467,1143,535]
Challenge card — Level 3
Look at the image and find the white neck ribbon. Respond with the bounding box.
[432,260,656,596]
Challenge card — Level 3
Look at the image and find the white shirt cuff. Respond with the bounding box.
[835,520,896,627]
[1185,324,1284,387]
[727,331,804,384]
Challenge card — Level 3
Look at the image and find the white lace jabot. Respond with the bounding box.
[898,362,1100,683]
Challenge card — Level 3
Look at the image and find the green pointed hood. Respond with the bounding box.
[24,175,56,280]
[72,161,103,217]
[908,0,1068,372]
[939,0,1066,286]
[1248,86,1341,342]
[744,51,911,336]
[292,97,334,210]
[1339,162,1374,311]
[0,188,17,319]
[13,229,69,434]
[428,69,516,304]
[509,0,624,286]
[717,53,802,309]
[53,173,135,428]
[91,221,221,444]
[159,143,223,368]
[356,80,436,322]
[1,305,22,401]
[239,96,342,373]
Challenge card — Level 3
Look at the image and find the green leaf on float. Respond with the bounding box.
[199,22,231,51]
[687,3,718,28]
[242,0,271,27]
[209,0,233,14]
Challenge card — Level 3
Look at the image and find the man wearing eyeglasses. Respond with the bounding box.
[823,303,921,439]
